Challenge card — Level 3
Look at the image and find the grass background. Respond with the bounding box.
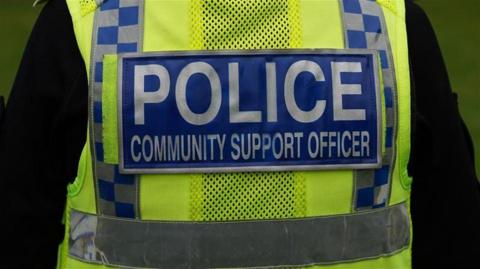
[0,0,479,176]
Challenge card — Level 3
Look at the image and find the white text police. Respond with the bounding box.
[133,60,367,125]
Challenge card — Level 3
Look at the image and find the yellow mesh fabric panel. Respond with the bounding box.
[190,0,302,49]
[189,0,305,222]
[190,172,306,221]
[79,0,98,16]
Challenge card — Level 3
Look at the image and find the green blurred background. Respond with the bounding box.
[0,0,479,175]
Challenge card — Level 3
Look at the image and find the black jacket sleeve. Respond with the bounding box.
[406,1,480,267]
[0,0,478,268]
[0,0,87,268]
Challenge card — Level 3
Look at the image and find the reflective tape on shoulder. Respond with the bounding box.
[68,202,410,268]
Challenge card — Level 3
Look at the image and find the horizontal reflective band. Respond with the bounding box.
[69,203,410,268]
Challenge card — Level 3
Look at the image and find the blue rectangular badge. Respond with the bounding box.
[118,50,382,173]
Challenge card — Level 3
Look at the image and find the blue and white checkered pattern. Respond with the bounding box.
[97,166,137,217]
[90,0,143,218]
[341,0,397,210]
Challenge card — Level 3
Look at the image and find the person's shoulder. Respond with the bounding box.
[405,0,428,18]
[32,0,66,12]
[33,0,49,7]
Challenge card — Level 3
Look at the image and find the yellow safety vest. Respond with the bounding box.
[58,0,412,268]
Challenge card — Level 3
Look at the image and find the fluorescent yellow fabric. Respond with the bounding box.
[189,0,302,49]
[299,0,344,49]
[380,1,413,206]
[79,0,97,16]
[378,0,398,14]
[102,55,119,164]
[189,172,307,221]
[140,174,192,220]
[61,0,412,268]
[144,0,190,51]
[67,140,97,215]
[303,170,353,216]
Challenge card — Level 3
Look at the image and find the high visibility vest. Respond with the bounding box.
[58,0,412,268]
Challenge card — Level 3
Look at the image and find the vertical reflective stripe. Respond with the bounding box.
[69,203,410,268]
[89,0,144,218]
[339,0,398,211]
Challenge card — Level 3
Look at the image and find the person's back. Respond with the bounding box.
[0,0,479,268]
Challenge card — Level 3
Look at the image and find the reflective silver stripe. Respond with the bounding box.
[69,203,410,268]
[339,0,399,211]
[89,0,144,217]
[32,0,48,7]
[386,107,394,128]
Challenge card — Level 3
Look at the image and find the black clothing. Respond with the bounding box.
[0,96,5,124]
[0,0,479,268]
